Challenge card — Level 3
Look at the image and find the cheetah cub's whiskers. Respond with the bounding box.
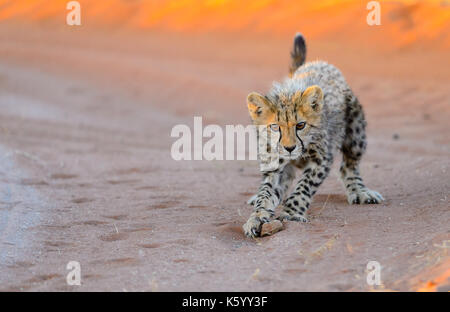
[243,33,384,238]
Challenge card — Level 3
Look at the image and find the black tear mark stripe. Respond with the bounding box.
[295,132,305,153]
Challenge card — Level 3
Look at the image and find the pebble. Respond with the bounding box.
[260,220,284,237]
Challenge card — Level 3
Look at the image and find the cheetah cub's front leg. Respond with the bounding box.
[278,148,332,222]
[243,164,294,238]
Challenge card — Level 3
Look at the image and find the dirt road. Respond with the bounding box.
[0,25,449,291]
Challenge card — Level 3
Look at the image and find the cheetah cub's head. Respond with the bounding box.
[247,85,323,160]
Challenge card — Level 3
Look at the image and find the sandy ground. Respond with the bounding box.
[0,25,449,291]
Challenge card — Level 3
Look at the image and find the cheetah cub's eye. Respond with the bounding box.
[270,124,280,132]
[296,122,306,130]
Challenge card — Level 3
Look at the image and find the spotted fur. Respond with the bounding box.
[243,34,384,238]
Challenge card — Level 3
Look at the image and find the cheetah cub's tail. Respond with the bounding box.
[289,33,307,77]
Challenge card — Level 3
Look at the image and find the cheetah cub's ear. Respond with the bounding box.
[297,85,323,116]
[247,92,275,124]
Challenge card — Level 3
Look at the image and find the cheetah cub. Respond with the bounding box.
[243,33,384,238]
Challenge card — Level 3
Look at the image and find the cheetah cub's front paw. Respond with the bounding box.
[243,210,272,238]
[277,210,309,223]
[347,188,384,205]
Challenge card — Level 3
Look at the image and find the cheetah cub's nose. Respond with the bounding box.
[284,146,296,153]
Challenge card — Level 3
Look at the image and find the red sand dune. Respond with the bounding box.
[1,0,449,49]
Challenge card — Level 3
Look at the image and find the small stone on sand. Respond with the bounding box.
[260,220,283,237]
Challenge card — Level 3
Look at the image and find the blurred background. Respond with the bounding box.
[1,0,449,49]
[0,0,449,291]
[1,0,449,120]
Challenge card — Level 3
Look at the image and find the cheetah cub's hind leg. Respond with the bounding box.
[340,93,384,205]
